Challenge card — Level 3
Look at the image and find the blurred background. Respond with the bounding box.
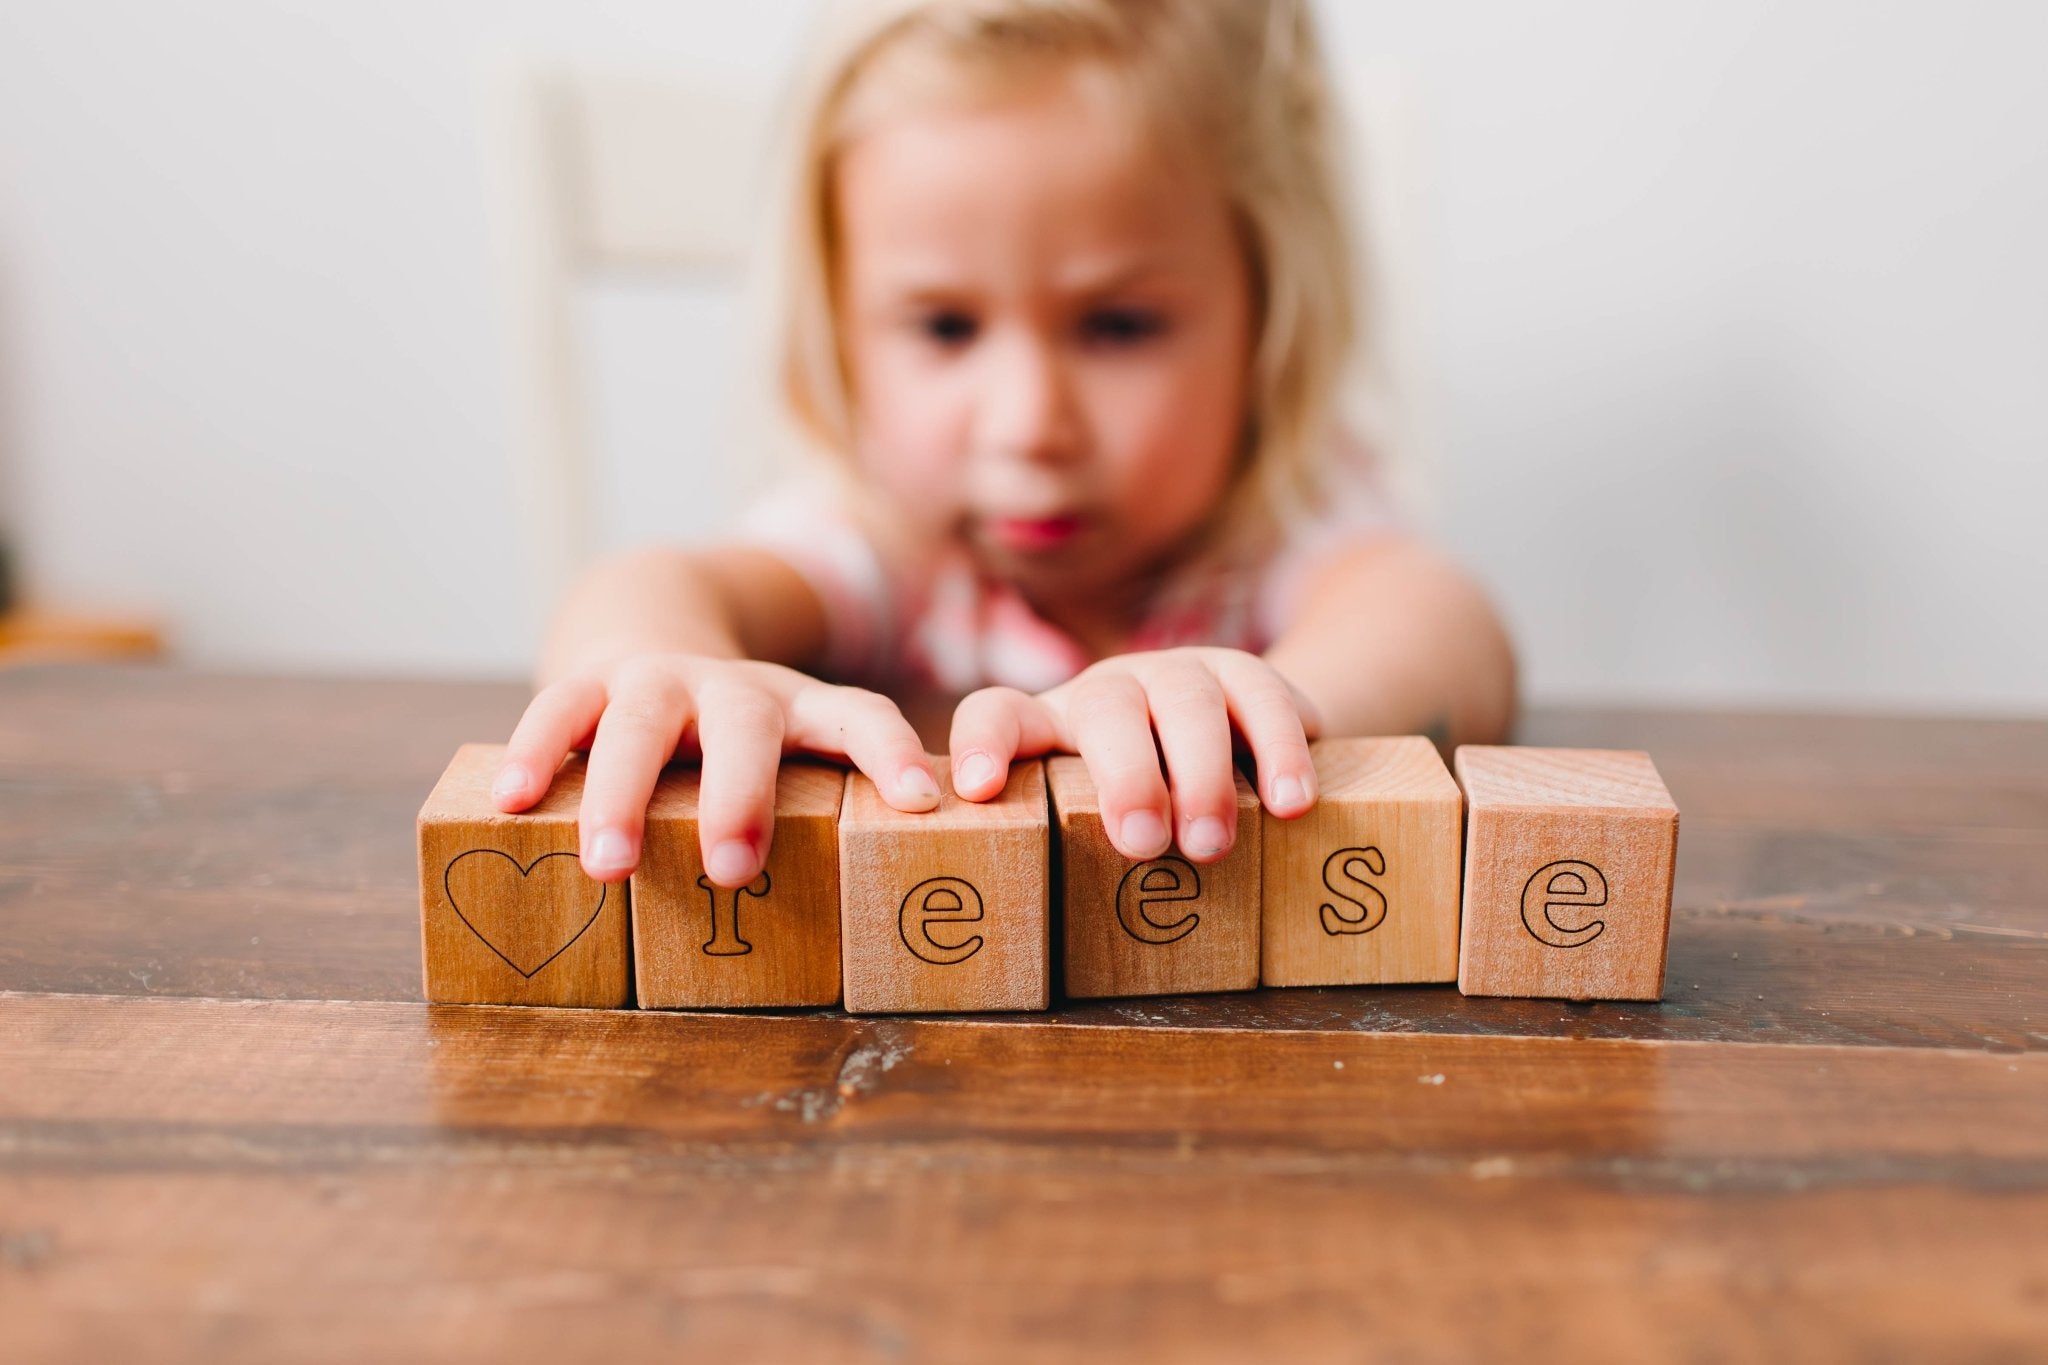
[0,0,2042,710]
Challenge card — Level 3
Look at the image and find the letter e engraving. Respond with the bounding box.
[899,876,985,965]
[1319,847,1389,936]
[1116,857,1201,945]
[697,871,771,956]
[1521,860,1608,948]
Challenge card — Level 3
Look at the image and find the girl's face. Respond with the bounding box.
[833,66,1254,609]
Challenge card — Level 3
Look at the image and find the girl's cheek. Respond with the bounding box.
[1105,365,1241,522]
[858,349,962,454]
[863,443,949,506]
[852,407,969,529]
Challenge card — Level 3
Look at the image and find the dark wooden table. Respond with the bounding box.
[3,664,2045,1362]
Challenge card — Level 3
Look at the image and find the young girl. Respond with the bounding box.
[493,0,1515,890]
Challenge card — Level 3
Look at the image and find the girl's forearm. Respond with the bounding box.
[535,547,749,689]
[536,544,831,690]
[1263,536,1517,750]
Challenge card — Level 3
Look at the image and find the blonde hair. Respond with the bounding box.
[751,0,1367,545]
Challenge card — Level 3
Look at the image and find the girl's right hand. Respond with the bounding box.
[490,653,941,886]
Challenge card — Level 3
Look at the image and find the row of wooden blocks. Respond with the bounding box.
[418,738,1679,1011]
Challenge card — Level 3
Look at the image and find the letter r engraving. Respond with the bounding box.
[697,871,772,956]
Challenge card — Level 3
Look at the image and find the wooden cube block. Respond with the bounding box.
[1050,757,1260,998]
[631,760,845,1009]
[417,743,631,1007]
[1454,746,1679,1001]
[839,759,1049,1014]
[1260,736,1464,987]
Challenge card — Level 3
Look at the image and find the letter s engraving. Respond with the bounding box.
[1319,846,1389,936]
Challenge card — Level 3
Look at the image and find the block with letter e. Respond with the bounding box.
[1260,736,1464,986]
[1050,756,1260,998]
[631,760,845,1009]
[1454,746,1679,1001]
[839,759,1049,1014]
[417,743,632,1007]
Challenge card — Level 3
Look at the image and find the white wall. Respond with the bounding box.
[2,1,2043,709]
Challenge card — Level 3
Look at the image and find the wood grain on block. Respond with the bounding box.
[1454,747,1679,1002]
[839,759,1049,1014]
[1261,736,1463,987]
[1050,757,1260,998]
[417,743,631,1007]
[632,760,844,1009]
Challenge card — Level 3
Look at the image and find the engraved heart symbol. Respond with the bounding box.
[443,849,607,979]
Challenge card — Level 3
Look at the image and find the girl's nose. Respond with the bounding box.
[978,331,1082,464]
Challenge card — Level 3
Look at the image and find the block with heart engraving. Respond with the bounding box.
[1260,736,1464,987]
[417,743,631,1007]
[1050,756,1261,998]
[631,760,845,1008]
[839,758,1049,1014]
[1454,747,1678,1002]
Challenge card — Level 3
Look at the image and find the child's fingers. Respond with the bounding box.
[495,677,606,812]
[786,683,940,813]
[690,676,788,888]
[1059,672,1172,860]
[1212,653,1319,817]
[1141,660,1239,863]
[577,666,692,882]
[947,686,1062,801]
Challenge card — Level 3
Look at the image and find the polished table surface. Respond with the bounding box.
[2,664,2045,1362]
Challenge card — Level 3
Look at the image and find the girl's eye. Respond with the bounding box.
[1081,307,1165,345]
[920,310,979,346]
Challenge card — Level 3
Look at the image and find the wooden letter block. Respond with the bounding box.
[631,760,845,1009]
[1050,757,1260,998]
[839,759,1049,1014]
[417,743,631,1007]
[1454,747,1679,1001]
[1260,736,1463,987]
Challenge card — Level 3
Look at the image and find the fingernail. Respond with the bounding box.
[1272,775,1309,812]
[956,752,997,793]
[493,763,529,801]
[898,768,942,808]
[587,828,632,873]
[1185,816,1230,857]
[706,839,756,886]
[1118,810,1170,858]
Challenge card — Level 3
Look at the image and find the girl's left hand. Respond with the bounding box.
[947,647,1323,862]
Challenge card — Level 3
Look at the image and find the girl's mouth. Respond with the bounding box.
[984,513,1087,553]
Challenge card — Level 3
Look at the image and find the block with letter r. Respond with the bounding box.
[631,760,844,1009]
